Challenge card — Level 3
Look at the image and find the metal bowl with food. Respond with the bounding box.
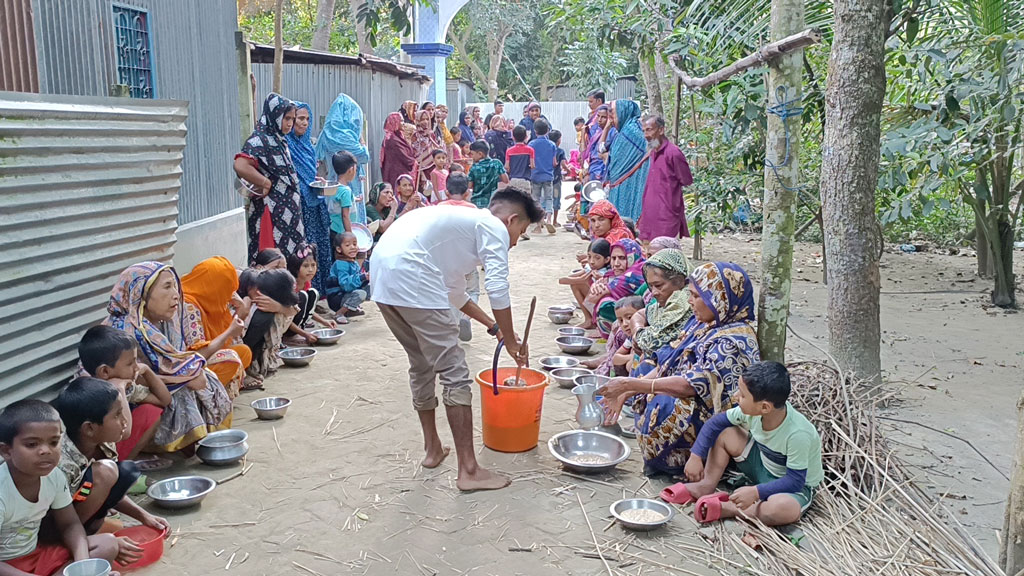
[539,356,580,371]
[558,326,586,337]
[573,373,612,389]
[556,336,595,355]
[196,430,249,466]
[609,498,675,531]
[547,430,631,474]
[311,328,345,345]
[146,476,216,509]
[251,397,292,420]
[550,367,593,389]
[279,347,316,367]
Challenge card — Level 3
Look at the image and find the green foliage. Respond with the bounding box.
[558,38,628,96]
[240,1,358,53]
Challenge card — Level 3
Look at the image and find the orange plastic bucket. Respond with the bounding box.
[475,367,548,453]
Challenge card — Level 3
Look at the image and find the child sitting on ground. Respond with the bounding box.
[467,140,508,209]
[429,149,450,202]
[285,243,335,345]
[0,400,120,575]
[327,233,370,324]
[328,151,358,240]
[663,362,824,526]
[239,268,299,380]
[560,239,612,327]
[583,295,644,377]
[78,326,171,461]
[51,378,169,558]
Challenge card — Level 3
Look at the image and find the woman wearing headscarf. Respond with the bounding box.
[606,99,650,222]
[364,182,398,243]
[598,262,760,477]
[631,249,693,367]
[234,93,306,265]
[588,200,635,244]
[399,101,418,124]
[458,108,476,144]
[485,114,514,164]
[470,106,485,140]
[316,93,371,226]
[105,262,234,453]
[590,239,646,336]
[284,101,331,294]
[380,112,417,190]
[435,104,453,147]
[411,109,442,191]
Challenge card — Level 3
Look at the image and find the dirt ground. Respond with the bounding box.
[138,205,1023,575]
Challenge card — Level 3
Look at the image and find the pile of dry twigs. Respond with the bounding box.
[725,360,1003,576]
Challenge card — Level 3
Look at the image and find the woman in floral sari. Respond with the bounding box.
[105,262,234,453]
[411,109,442,193]
[597,262,760,476]
[180,257,254,395]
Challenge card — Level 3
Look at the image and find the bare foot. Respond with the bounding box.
[456,467,510,491]
[422,446,451,469]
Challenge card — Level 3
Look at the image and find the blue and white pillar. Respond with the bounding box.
[400,42,454,107]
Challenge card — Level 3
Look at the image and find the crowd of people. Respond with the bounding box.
[0,89,813,575]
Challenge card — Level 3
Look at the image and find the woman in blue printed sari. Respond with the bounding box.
[606,100,649,222]
[598,262,760,476]
[316,93,371,224]
[286,101,331,293]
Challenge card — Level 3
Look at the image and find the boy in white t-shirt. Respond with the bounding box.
[0,400,119,576]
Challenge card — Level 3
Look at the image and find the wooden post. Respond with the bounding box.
[756,0,805,363]
[1002,390,1024,574]
[690,90,702,261]
[273,0,284,94]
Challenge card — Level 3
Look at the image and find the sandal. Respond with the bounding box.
[694,492,731,523]
[241,376,265,391]
[131,455,172,473]
[660,483,697,505]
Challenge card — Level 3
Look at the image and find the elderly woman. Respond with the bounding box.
[316,93,371,225]
[381,112,417,190]
[606,100,650,222]
[105,262,234,453]
[234,93,306,264]
[598,262,760,477]
[365,182,398,243]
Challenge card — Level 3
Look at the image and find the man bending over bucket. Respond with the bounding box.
[370,185,543,491]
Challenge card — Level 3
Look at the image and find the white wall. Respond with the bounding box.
[469,101,591,150]
[173,208,248,274]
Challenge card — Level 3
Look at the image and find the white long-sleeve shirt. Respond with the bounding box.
[370,205,511,311]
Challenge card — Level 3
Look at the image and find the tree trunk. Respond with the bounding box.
[756,0,804,363]
[312,0,337,51]
[349,0,372,54]
[654,54,672,121]
[1001,389,1024,573]
[976,208,995,278]
[484,33,508,102]
[820,0,886,385]
[638,51,664,118]
[448,28,489,92]
[273,0,284,94]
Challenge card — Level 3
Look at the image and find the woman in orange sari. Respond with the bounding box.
[179,257,252,396]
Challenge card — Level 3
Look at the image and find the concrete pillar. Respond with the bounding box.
[400,42,453,106]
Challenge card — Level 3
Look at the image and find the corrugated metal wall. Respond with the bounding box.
[0,0,39,92]
[547,77,637,101]
[468,101,591,149]
[0,93,187,404]
[252,62,428,183]
[30,0,241,225]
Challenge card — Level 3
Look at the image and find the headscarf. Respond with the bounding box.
[608,239,646,299]
[436,104,453,146]
[607,99,647,183]
[104,262,205,389]
[315,93,370,180]
[458,108,476,144]
[180,257,239,345]
[400,101,417,124]
[285,101,318,204]
[381,112,416,188]
[635,249,692,354]
[367,182,391,208]
[589,200,634,244]
[412,109,441,163]
[649,236,681,254]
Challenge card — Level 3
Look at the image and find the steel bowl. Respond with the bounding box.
[351,222,374,251]
[146,476,216,509]
[251,396,291,420]
[581,180,608,203]
[539,356,580,371]
[311,328,345,345]
[558,326,586,337]
[63,559,111,576]
[309,180,340,197]
[196,430,249,466]
[550,367,594,389]
[609,498,675,531]
[279,347,316,367]
[556,336,595,355]
[548,312,573,324]
[574,373,612,389]
[547,430,630,474]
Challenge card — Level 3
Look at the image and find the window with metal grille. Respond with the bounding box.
[112,4,155,98]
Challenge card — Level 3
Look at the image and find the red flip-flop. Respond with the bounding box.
[694,492,731,523]
[660,483,697,504]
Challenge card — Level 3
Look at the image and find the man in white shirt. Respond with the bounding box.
[371,186,543,491]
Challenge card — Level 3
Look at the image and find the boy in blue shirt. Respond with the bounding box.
[327,232,369,324]
[549,129,568,228]
[328,151,358,241]
[661,361,823,526]
[528,119,557,234]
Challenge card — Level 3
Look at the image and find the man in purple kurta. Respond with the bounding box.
[638,115,693,243]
